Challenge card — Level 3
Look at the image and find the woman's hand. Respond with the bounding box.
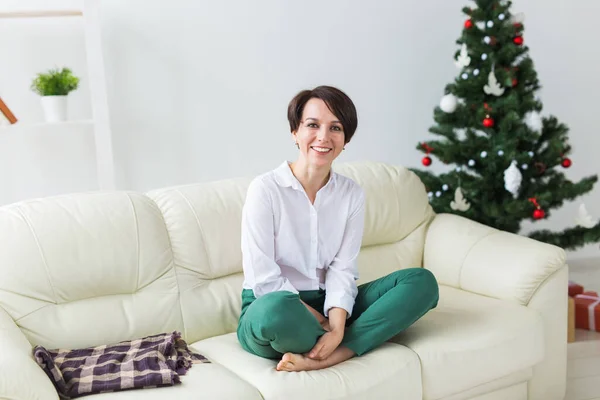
[309,307,347,360]
[308,330,344,360]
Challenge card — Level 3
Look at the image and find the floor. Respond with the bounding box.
[566,258,600,400]
[566,330,600,400]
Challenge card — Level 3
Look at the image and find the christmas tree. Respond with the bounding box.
[411,0,600,251]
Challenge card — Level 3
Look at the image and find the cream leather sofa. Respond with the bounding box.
[0,162,568,400]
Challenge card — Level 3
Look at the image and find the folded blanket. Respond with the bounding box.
[33,331,209,399]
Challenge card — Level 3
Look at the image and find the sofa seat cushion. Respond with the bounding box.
[390,285,544,400]
[88,362,262,399]
[191,333,422,400]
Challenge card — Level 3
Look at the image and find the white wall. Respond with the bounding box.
[1,0,599,261]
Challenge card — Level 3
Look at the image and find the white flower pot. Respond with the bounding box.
[41,95,68,123]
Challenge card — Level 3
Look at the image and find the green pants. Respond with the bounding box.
[237,267,439,358]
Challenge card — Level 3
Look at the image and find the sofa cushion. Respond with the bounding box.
[87,362,262,400]
[190,333,422,400]
[0,192,182,350]
[390,285,544,400]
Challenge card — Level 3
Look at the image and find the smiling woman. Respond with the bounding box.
[236,86,439,372]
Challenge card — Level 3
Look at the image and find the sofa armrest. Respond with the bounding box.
[423,213,566,305]
[0,307,58,400]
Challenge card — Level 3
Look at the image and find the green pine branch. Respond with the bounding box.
[529,223,600,251]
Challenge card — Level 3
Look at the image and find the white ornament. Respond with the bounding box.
[498,13,505,21]
[504,160,522,198]
[428,192,433,198]
[521,164,528,170]
[455,44,471,68]
[497,150,504,156]
[481,54,488,61]
[483,36,491,44]
[483,70,505,96]
[450,188,471,212]
[473,69,480,76]
[442,184,449,191]
[455,166,462,172]
[468,159,475,166]
[461,73,468,80]
[510,12,525,24]
[528,151,534,157]
[524,111,542,132]
[475,21,485,30]
[487,21,494,28]
[575,203,598,228]
[435,191,442,197]
[481,151,488,158]
[440,94,458,113]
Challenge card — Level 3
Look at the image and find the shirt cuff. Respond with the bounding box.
[323,292,355,318]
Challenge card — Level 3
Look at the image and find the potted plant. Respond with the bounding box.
[30,67,80,122]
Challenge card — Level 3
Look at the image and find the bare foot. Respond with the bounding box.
[276,346,355,372]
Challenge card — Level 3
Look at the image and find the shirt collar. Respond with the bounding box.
[274,161,337,191]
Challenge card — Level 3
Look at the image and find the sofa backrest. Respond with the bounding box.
[0,192,183,350]
[0,161,434,349]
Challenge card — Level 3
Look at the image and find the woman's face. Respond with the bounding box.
[292,98,346,168]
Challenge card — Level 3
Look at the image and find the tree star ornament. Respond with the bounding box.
[575,203,598,228]
[450,187,471,211]
[524,111,542,132]
[455,44,471,68]
[483,70,505,96]
[504,160,522,198]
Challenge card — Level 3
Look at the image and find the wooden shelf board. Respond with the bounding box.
[0,10,83,19]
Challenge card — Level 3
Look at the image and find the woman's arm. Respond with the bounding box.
[242,178,298,297]
[323,188,365,319]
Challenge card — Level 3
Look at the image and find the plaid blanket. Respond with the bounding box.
[33,331,209,399]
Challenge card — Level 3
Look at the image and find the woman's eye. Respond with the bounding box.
[307,123,318,128]
[331,126,342,131]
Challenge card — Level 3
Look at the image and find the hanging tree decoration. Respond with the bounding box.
[483,65,505,96]
[482,103,495,128]
[440,93,458,113]
[450,187,471,211]
[455,44,471,68]
[504,160,522,198]
[575,203,598,228]
[524,111,542,132]
[421,142,434,166]
[528,197,546,220]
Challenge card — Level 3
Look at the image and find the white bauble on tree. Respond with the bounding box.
[503,160,522,198]
[524,111,542,132]
[440,94,458,113]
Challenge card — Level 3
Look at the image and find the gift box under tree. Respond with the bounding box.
[574,291,600,332]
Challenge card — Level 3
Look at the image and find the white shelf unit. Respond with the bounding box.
[0,1,116,206]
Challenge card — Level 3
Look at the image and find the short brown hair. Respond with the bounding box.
[287,86,358,144]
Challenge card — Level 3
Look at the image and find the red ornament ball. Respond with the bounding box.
[533,209,545,220]
[464,19,473,29]
[512,78,518,87]
[422,156,432,166]
[513,36,524,45]
[483,116,495,128]
[562,158,572,168]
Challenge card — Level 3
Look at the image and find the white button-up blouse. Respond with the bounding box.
[241,161,365,317]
